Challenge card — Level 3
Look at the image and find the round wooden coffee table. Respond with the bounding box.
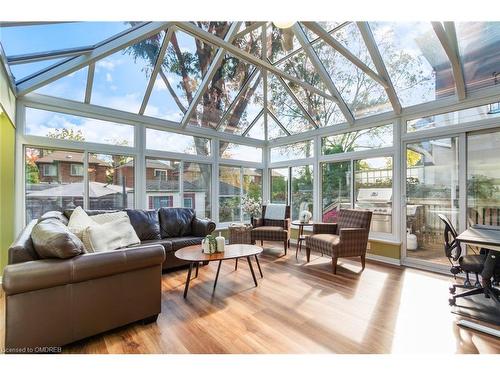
[175,244,263,298]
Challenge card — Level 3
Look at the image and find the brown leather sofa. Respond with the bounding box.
[2,219,166,351]
[2,207,215,351]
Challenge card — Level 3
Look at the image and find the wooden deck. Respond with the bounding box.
[1,242,499,354]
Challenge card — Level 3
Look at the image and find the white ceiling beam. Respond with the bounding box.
[267,109,291,136]
[215,69,261,130]
[232,22,267,40]
[292,23,355,125]
[22,92,266,147]
[174,21,335,102]
[16,22,172,96]
[432,21,466,100]
[84,63,95,104]
[275,74,319,128]
[356,22,402,115]
[139,27,175,115]
[241,108,265,136]
[179,22,242,128]
[302,22,389,89]
[158,69,187,113]
[7,46,94,65]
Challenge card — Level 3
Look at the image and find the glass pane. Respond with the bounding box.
[313,35,392,118]
[322,124,393,155]
[26,107,134,146]
[245,114,265,140]
[184,162,211,219]
[467,130,500,227]
[25,147,84,222]
[146,128,211,156]
[275,50,327,92]
[0,22,132,56]
[91,32,164,113]
[192,22,231,38]
[406,137,459,265]
[267,114,288,140]
[242,168,263,221]
[271,168,288,204]
[219,73,264,134]
[162,29,219,113]
[88,153,134,210]
[270,140,314,163]
[291,165,314,221]
[407,101,500,132]
[233,23,263,58]
[219,166,241,222]
[267,73,315,134]
[354,157,393,234]
[267,23,302,63]
[9,58,65,82]
[33,66,88,101]
[456,22,500,92]
[144,73,185,122]
[321,161,352,222]
[370,22,455,107]
[188,55,257,129]
[219,142,262,163]
[146,158,180,210]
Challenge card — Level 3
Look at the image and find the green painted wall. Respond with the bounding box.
[0,110,16,275]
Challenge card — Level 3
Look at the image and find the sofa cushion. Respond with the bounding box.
[125,209,161,241]
[31,218,85,259]
[129,239,173,253]
[159,208,195,238]
[81,217,141,252]
[38,211,69,226]
[67,206,96,240]
[169,236,204,251]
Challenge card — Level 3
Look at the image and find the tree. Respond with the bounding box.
[46,128,85,141]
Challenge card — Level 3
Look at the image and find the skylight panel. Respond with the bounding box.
[9,58,65,82]
[456,22,500,92]
[91,32,165,113]
[245,114,265,140]
[33,66,88,102]
[0,22,133,56]
[370,22,456,107]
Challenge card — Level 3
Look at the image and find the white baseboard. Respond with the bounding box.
[290,238,401,267]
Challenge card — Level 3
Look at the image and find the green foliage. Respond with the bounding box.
[47,128,85,141]
[467,175,499,200]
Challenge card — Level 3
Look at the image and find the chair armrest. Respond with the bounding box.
[313,223,338,234]
[284,218,291,231]
[252,217,264,227]
[337,228,369,256]
[192,217,216,237]
[2,244,165,296]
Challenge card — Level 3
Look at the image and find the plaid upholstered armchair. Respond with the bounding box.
[305,209,372,274]
[251,205,291,254]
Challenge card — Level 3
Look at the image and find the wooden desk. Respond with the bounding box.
[457,225,500,252]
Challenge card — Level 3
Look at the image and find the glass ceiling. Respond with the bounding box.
[1,21,499,142]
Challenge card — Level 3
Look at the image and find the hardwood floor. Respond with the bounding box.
[1,242,499,354]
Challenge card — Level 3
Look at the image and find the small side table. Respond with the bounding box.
[292,220,314,258]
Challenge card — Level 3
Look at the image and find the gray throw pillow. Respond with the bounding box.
[31,218,85,259]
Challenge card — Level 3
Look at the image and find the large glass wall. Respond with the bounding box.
[291,166,314,220]
[270,168,289,204]
[467,130,500,227]
[146,158,181,210]
[321,161,351,223]
[405,137,459,265]
[184,162,212,219]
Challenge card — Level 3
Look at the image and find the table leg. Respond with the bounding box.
[213,260,223,290]
[247,256,258,287]
[195,262,199,278]
[255,254,263,278]
[296,225,303,259]
[183,262,193,298]
[235,258,238,270]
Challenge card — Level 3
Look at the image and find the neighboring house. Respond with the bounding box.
[35,150,109,184]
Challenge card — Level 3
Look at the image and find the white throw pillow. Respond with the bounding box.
[67,206,95,240]
[82,217,140,252]
[91,211,128,225]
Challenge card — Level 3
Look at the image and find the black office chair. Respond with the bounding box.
[438,214,487,305]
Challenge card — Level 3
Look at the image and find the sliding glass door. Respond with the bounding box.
[404,137,460,266]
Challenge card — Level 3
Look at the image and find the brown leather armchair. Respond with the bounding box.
[305,209,372,274]
[2,218,166,351]
[251,205,291,254]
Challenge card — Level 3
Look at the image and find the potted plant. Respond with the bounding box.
[242,195,262,224]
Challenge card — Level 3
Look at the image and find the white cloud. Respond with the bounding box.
[106,73,113,82]
[153,77,167,92]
